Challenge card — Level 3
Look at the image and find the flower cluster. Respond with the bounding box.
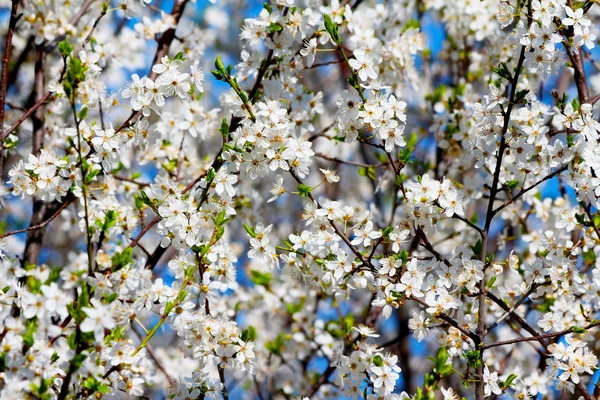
[3,0,600,398]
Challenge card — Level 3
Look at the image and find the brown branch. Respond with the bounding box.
[493,165,568,215]
[417,227,450,266]
[289,168,371,268]
[0,0,22,176]
[112,174,151,187]
[308,122,335,141]
[409,296,479,343]
[6,35,33,88]
[76,6,108,53]
[476,20,529,396]
[485,291,548,347]
[451,213,484,235]
[0,199,71,240]
[21,44,50,268]
[218,366,230,400]
[485,279,550,335]
[128,215,160,250]
[71,0,98,27]
[0,92,53,140]
[581,202,600,241]
[306,59,342,69]
[148,0,190,80]
[314,152,387,168]
[483,320,600,350]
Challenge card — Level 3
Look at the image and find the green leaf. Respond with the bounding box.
[464,350,481,368]
[111,247,132,270]
[382,226,394,237]
[399,250,408,265]
[372,354,384,367]
[502,373,518,388]
[244,224,256,237]
[491,62,511,81]
[220,118,229,137]
[571,97,580,111]
[215,225,225,242]
[436,347,448,368]
[347,74,358,90]
[215,209,228,226]
[358,166,376,180]
[103,292,118,304]
[434,347,453,377]
[269,22,283,33]
[423,372,435,386]
[70,353,87,370]
[402,18,421,33]
[68,331,77,350]
[398,147,413,163]
[207,167,216,182]
[211,69,224,81]
[23,318,38,349]
[297,184,313,197]
[265,333,285,356]
[134,194,145,210]
[78,106,88,120]
[140,191,153,207]
[250,270,272,286]
[101,209,117,231]
[515,89,529,103]
[505,180,520,190]
[58,39,74,58]
[214,55,226,73]
[323,14,342,45]
[582,249,596,264]
[470,239,482,258]
[45,267,62,285]
[286,302,303,315]
[241,326,257,342]
[571,326,586,334]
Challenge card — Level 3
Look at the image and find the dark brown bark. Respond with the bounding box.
[0,0,22,177]
[21,45,49,268]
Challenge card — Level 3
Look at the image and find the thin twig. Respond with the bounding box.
[0,200,71,239]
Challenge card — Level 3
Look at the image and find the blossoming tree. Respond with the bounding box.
[1,0,600,398]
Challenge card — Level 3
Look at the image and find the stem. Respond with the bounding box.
[71,102,94,275]
[483,320,600,349]
[218,366,230,400]
[476,32,528,400]
[288,169,371,268]
[132,275,190,355]
[338,46,366,102]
